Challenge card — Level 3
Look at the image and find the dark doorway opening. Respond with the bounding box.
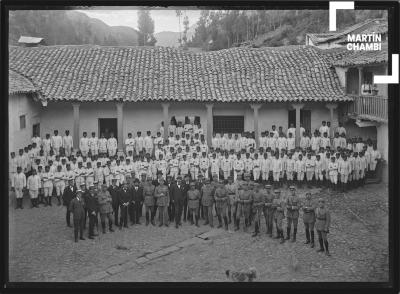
[288,110,311,134]
[32,123,40,137]
[346,67,359,95]
[99,118,117,139]
[213,116,244,134]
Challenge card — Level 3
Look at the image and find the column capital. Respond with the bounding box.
[291,103,305,110]
[325,103,338,110]
[116,101,124,109]
[205,103,214,109]
[161,102,170,109]
[249,103,262,110]
[72,102,80,108]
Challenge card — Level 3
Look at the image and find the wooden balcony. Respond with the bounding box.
[346,95,388,123]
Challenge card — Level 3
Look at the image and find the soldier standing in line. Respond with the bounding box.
[69,189,86,242]
[143,177,156,226]
[302,192,316,248]
[272,190,285,244]
[97,184,114,233]
[201,178,215,227]
[315,198,331,256]
[285,186,300,242]
[252,183,265,237]
[236,182,253,231]
[108,177,120,227]
[214,179,229,230]
[263,184,274,237]
[225,176,237,224]
[187,182,201,227]
[154,177,169,227]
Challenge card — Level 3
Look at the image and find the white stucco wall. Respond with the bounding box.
[8,94,41,153]
[376,123,388,161]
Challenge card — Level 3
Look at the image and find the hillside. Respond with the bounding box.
[155,24,197,47]
[9,10,139,46]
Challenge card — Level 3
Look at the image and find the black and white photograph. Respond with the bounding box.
[4,2,398,286]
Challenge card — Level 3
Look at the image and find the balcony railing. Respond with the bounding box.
[347,95,388,123]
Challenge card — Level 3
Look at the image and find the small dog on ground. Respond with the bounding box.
[225,267,257,282]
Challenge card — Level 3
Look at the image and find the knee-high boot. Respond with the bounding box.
[217,215,222,228]
[145,211,149,225]
[101,221,106,233]
[317,238,324,252]
[292,228,297,242]
[304,228,310,244]
[109,219,114,232]
[310,230,315,248]
[324,240,330,256]
[223,216,228,230]
[285,227,291,240]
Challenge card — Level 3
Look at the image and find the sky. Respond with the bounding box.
[78,8,201,33]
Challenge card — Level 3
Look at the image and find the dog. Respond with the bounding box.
[225,267,257,282]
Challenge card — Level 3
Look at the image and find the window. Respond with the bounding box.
[361,72,373,95]
[213,116,244,134]
[19,115,26,130]
[33,123,40,137]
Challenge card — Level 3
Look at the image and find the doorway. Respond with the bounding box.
[288,110,311,134]
[98,118,117,139]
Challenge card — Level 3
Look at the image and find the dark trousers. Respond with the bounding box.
[88,213,96,237]
[199,204,204,219]
[73,218,84,240]
[83,208,88,228]
[120,205,128,227]
[174,201,183,225]
[168,202,176,222]
[128,202,135,224]
[113,204,119,226]
[183,198,188,221]
[66,208,72,226]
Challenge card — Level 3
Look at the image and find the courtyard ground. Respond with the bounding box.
[9,183,389,282]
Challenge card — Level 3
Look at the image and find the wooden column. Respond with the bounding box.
[72,102,80,150]
[205,103,214,146]
[292,103,304,147]
[358,67,363,95]
[326,103,338,138]
[161,102,170,140]
[344,68,349,94]
[250,104,262,148]
[116,102,124,152]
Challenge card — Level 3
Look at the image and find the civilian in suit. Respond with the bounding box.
[166,176,175,222]
[131,179,144,224]
[69,189,86,242]
[62,179,77,227]
[108,178,120,226]
[182,175,191,221]
[85,185,99,239]
[118,182,131,229]
[170,175,187,228]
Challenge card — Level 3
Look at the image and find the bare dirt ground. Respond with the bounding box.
[9,183,389,282]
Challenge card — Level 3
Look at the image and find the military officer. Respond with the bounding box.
[108,177,120,227]
[263,184,274,237]
[272,190,285,244]
[225,176,237,224]
[252,183,265,237]
[97,184,114,233]
[236,182,253,231]
[118,182,131,229]
[86,185,99,239]
[201,178,215,227]
[154,177,169,227]
[285,186,300,242]
[143,177,156,226]
[214,179,229,230]
[187,182,201,227]
[315,198,331,256]
[69,189,86,242]
[302,192,316,248]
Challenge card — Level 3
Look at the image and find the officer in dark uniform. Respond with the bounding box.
[252,183,265,237]
[302,192,316,248]
[201,178,215,227]
[272,190,285,244]
[131,179,144,225]
[143,177,156,225]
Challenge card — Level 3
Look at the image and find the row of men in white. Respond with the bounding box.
[11,143,380,200]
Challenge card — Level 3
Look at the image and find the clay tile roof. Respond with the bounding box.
[9,69,38,95]
[330,43,388,67]
[9,44,351,103]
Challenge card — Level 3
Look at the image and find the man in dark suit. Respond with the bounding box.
[108,177,120,227]
[118,182,131,229]
[183,174,191,222]
[85,185,99,239]
[170,175,187,228]
[166,175,175,222]
[69,189,86,242]
[131,179,144,225]
[62,179,76,227]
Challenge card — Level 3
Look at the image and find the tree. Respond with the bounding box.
[137,9,156,46]
[176,10,183,47]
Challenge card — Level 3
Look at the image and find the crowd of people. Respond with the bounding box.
[9,118,382,256]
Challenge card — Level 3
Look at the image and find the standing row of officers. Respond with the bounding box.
[65,172,332,256]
